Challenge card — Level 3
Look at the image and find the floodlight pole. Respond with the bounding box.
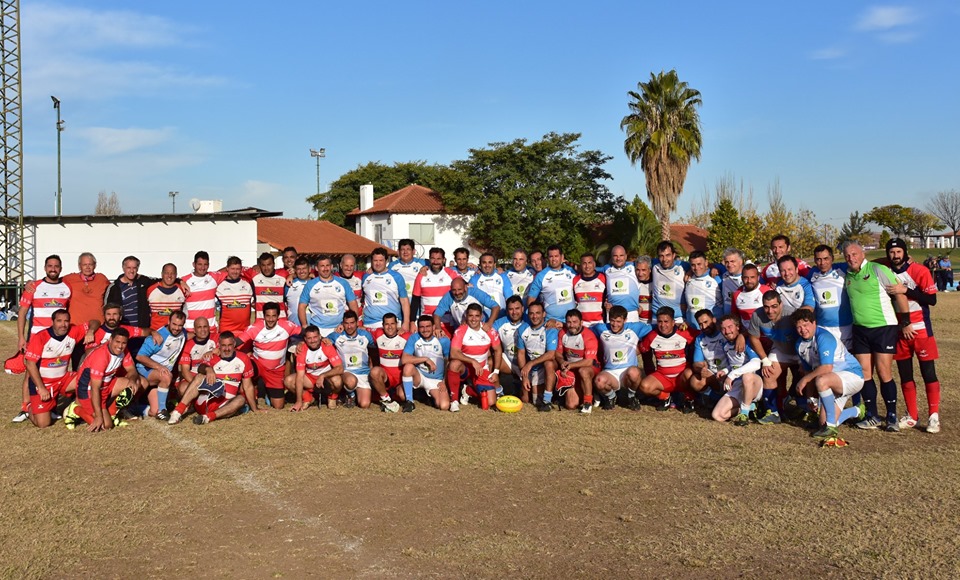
[310,147,326,196]
[169,191,179,213]
[52,96,63,216]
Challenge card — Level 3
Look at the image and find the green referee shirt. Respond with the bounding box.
[844,259,899,328]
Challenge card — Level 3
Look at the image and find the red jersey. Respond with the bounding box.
[451,324,500,365]
[237,319,301,371]
[572,273,606,325]
[372,329,409,371]
[207,352,255,399]
[889,261,938,337]
[640,330,693,378]
[20,279,71,334]
[145,282,186,331]
[638,280,652,324]
[557,329,599,363]
[216,277,254,334]
[78,343,133,391]
[413,267,459,316]
[178,336,218,374]
[731,284,773,327]
[182,271,228,330]
[25,324,87,386]
[296,344,342,377]
[251,272,288,319]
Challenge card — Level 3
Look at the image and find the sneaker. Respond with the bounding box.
[156,409,170,422]
[733,413,749,427]
[11,410,28,423]
[343,394,357,408]
[62,401,80,430]
[884,416,901,433]
[536,401,552,413]
[855,416,882,430]
[193,414,210,425]
[402,401,415,413]
[580,403,592,414]
[655,398,671,412]
[856,402,867,421]
[449,401,460,413]
[113,416,129,427]
[600,395,616,411]
[381,400,400,413]
[625,396,641,411]
[897,415,918,430]
[117,408,139,422]
[681,399,696,414]
[167,410,182,425]
[757,410,781,425]
[114,387,134,410]
[926,413,941,434]
[459,390,470,406]
[593,398,602,408]
[812,425,839,440]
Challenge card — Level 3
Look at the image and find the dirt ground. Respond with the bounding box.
[2,295,960,579]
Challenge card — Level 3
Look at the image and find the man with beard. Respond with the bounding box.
[411,247,459,321]
[573,253,606,327]
[731,264,773,329]
[556,308,600,413]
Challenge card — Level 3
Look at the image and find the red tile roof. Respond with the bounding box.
[670,224,708,254]
[347,184,454,216]
[257,218,396,256]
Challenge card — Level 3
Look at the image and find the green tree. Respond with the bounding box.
[621,69,703,241]
[906,209,943,248]
[307,161,457,227]
[706,197,753,263]
[865,205,914,238]
[878,229,891,249]
[443,133,620,259]
[838,211,870,247]
[604,197,661,260]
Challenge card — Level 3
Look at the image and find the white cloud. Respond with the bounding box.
[23,3,190,51]
[239,180,289,207]
[809,47,846,60]
[856,6,919,31]
[75,126,176,155]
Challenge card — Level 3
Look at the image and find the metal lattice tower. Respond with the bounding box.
[0,0,24,293]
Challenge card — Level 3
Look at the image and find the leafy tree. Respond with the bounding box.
[621,69,703,241]
[792,208,822,259]
[706,197,753,263]
[94,191,122,215]
[443,133,621,259]
[865,205,913,238]
[838,211,871,247]
[307,161,457,227]
[604,197,661,260]
[878,230,891,249]
[907,210,943,248]
[927,189,960,246]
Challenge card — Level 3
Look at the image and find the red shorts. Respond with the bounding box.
[650,371,681,393]
[461,366,497,389]
[195,396,228,415]
[28,373,75,414]
[253,359,285,390]
[383,367,401,388]
[895,334,939,362]
[78,383,113,414]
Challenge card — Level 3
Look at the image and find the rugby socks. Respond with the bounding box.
[302,390,315,405]
[901,380,919,421]
[402,376,414,402]
[606,391,617,402]
[861,379,878,418]
[880,379,898,420]
[626,388,637,400]
[762,389,779,414]
[740,402,751,416]
[838,406,861,424]
[75,405,95,424]
[819,390,837,427]
[542,391,553,405]
[205,411,217,423]
[157,387,169,413]
[174,402,188,415]
[926,381,941,415]
[446,370,461,403]
[583,394,593,405]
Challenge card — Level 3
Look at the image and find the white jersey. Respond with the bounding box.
[506,268,535,298]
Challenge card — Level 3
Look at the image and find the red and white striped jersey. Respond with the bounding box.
[638,280,652,323]
[216,278,254,334]
[238,319,301,371]
[573,273,606,326]
[88,324,144,350]
[19,279,71,334]
[372,329,409,370]
[451,324,500,365]
[413,267,458,316]
[146,283,186,331]
[24,325,86,385]
[208,353,255,399]
[78,343,133,387]
[731,284,773,327]
[337,273,364,318]
[182,271,228,330]
[640,330,693,378]
[557,329,599,363]
[178,336,217,373]
[251,273,287,319]
[296,344,342,377]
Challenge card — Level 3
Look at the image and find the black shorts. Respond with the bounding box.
[851,325,898,355]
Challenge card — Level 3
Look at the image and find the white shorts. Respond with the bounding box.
[726,379,762,404]
[833,370,864,408]
[822,325,854,351]
[345,371,371,390]
[417,376,441,392]
[601,367,634,389]
[525,365,546,385]
[317,326,339,339]
[501,353,521,376]
[768,347,799,366]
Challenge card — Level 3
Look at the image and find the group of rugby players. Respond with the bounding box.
[8,234,942,445]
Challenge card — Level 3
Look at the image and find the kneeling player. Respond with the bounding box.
[62,329,140,432]
[793,309,864,442]
[637,307,695,412]
[556,309,600,413]
[327,311,400,412]
[685,309,727,406]
[399,316,452,412]
[493,296,527,397]
[590,305,652,410]
[516,302,559,412]
[370,313,409,407]
[710,316,763,426]
[447,303,502,411]
[284,325,344,411]
[24,309,87,428]
[168,332,261,425]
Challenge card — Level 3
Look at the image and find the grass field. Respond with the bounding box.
[2,296,960,579]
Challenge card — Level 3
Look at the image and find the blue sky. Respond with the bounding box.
[19,1,960,228]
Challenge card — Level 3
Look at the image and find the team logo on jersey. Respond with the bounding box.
[260,288,280,296]
[692,297,701,306]
[381,352,401,360]
[349,355,360,364]
[43,300,64,307]
[375,292,385,300]
[823,291,832,300]
[615,281,625,289]
[705,281,712,288]
[325,301,335,310]
[48,357,68,368]
[613,350,626,362]
[225,300,246,309]
[662,284,671,292]
[560,289,570,299]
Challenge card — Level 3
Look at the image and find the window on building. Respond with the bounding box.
[409,223,435,245]
[374,224,384,244]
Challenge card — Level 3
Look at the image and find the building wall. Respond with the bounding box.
[356,213,477,260]
[26,220,260,280]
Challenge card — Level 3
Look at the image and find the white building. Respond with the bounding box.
[348,184,477,260]
[5,206,280,282]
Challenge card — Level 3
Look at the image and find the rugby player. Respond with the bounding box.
[175,317,217,399]
[285,257,314,326]
[573,253,606,327]
[684,309,727,405]
[389,238,428,298]
[527,245,576,323]
[760,235,810,286]
[23,309,87,428]
[651,241,687,324]
[452,247,477,282]
[237,303,302,410]
[362,247,411,332]
[493,295,528,396]
[708,314,763,426]
[556,308,600,413]
[470,252,513,317]
[505,249,535,298]
[720,248,745,315]
[635,255,653,324]
[337,254,364,321]
[638,307,695,412]
[135,310,187,420]
[411,247,458,320]
[774,255,815,316]
[251,252,288,319]
[62,329,139,431]
[399,316,452,412]
[516,301,559,411]
[447,303,502,412]
[681,251,722,332]
[598,246,639,322]
[298,255,358,337]
[433,278,501,335]
[62,252,109,326]
[284,325,343,411]
[746,291,800,425]
[145,263,186,331]
[731,264,772,328]
[529,250,544,274]
[327,310,401,412]
[216,256,255,335]
[808,244,852,348]
[590,305,653,410]
[370,313,409,409]
[182,251,229,334]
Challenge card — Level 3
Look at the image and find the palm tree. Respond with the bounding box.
[621,70,703,241]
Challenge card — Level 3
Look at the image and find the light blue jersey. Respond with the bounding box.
[389,257,427,296]
[776,277,815,316]
[516,322,559,362]
[527,265,577,322]
[361,270,408,326]
[808,266,852,329]
[136,326,186,377]
[493,317,526,364]
[403,334,450,380]
[434,286,500,330]
[328,328,375,375]
[598,262,640,311]
[469,271,513,315]
[691,330,726,373]
[796,326,863,377]
[591,322,653,370]
[683,273,723,328]
[651,261,688,320]
[299,276,355,329]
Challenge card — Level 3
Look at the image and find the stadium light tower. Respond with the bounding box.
[169,191,179,213]
[309,147,326,196]
[52,95,64,216]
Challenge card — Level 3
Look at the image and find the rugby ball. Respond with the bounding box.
[495,395,523,413]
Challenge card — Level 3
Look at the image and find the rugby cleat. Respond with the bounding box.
[193,414,210,425]
[655,397,671,412]
[449,401,460,413]
[811,425,839,440]
[855,416,882,430]
[681,399,696,415]
[11,409,29,423]
[62,401,81,430]
[536,401,552,413]
[897,415,918,430]
[381,400,400,413]
[625,396,642,411]
[600,395,616,411]
[757,410,781,425]
[402,401,415,413]
[114,387,134,410]
[733,413,749,427]
[167,410,183,425]
[579,403,592,414]
[156,409,170,422]
[926,413,941,434]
